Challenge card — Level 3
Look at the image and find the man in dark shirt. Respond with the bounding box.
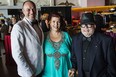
[69,12,116,77]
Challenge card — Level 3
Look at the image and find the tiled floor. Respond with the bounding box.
[0,40,19,77]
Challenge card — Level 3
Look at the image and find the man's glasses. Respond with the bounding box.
[81,24,94,28]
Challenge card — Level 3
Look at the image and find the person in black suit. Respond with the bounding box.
[69,12,116,77]
[94,14,105,33]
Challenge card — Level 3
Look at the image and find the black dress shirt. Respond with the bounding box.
[82,36,91,77]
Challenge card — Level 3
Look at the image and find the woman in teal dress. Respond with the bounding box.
[42,12,72,77]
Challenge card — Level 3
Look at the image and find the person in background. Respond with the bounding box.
[40,13,50,32]
[11,1,44,77]
[0,19,9,40]
[69,12,116,77]
[94,13,105,33]
[8,17,17,33]
[42,12,72,77]
[60,16,67,31]
[0,19,9,58]
[0,13,6,19]
[4,18,10,26]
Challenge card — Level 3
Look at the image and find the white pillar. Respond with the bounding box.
[50,0,54,6]
[7,0,14,6]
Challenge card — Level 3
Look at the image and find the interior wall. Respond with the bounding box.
[0,0,116,7]
[87,0,105,7]
[111,0,116,4]
[0,0,79,7]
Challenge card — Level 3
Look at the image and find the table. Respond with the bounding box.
[4,34,16,66]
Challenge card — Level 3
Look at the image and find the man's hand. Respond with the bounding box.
[31,74,35,77]
[68,69,76,77]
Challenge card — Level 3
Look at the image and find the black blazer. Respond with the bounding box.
[71,32,116,77]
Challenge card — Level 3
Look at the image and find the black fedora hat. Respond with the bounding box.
[80,13,95,24]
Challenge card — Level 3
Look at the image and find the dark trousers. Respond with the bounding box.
[84,72,90,77]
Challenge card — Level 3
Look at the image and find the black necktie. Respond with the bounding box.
[31,20,38,25]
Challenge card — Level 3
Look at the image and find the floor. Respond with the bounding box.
[0,40,19,77]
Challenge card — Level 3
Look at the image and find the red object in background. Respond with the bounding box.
[72,20,80,26]
[4,34,16,66]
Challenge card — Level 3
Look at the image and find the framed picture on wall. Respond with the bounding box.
[40,6,72,25]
